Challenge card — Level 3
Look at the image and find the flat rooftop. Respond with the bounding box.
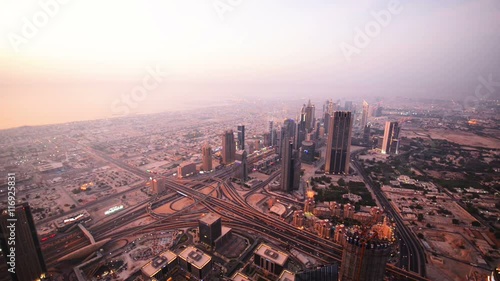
[179,246,211,270]
[199,213,221,226]
[179,161,195,168]
[279,270,296,281]
[141,250,177,277]
[232,272,251,281]
[255,243,289,266]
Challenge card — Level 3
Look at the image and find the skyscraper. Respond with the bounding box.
[151,177,166,194]
[280,139,301,192]
[202,143,212,171]
[295,121,305,151]
[222,130,236,165]
[279,119,296,158]
[269,121,278,147]
[324,99,335,135]
[339,222,395,281]
[344,101,353,111]
[324,112,331,135]
[325,111,353,174]
[198,213,222,247]
[361,100,369,129]
[0,203,47,281]
[237,125,245,151]
[363,124,371,144]
[235,150,248,182]
[304,99,315,132]
[381,121,400,155]
[300,140,315,164]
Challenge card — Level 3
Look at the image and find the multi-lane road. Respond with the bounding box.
[41,142,429,280]
[351,150,427,278]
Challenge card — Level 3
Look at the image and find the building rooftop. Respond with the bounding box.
[141,250,177,277]
[178,246,211,270]
[178,161,196,168]
[279,270,296,281]
[270,203,287,216]
[255,243,289,266]
[232,272,252,281]
[199,213,221,226]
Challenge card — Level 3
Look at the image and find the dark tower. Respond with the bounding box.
[235,150,248,182]
[0,203,47,281]
[222,130,236,165]
[280,139,301,192]
[198,214,222,247]
[325,111,353,174]
[237,125,245,151]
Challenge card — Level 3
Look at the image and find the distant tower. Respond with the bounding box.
[235,150,248,182]
[305,99,315,132]
[363,124,371,144]
[325,111,353,174]
[151,177,166,194]
[0,203,47,281]
[279,119,296,158]
[324,112,331,135]
[324,99,335,135]
[202,143,212,172]
[381,121,400,154]
[237,125,245,151]
[294,107,305,151]
[269,121,275,146]
[222,130,236,165]
[300,140,316,164]
[344,101,353,111]
[339,222,395,281]
[280,139,301,192]
[361,100,369,129]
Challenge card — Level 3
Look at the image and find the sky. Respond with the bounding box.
[1,0,499,129]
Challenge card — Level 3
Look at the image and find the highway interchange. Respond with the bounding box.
[40,144,429,280]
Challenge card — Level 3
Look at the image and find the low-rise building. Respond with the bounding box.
[178,247,212,280]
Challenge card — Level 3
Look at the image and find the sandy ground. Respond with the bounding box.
[246,193,267,209]
[406,129,500,149]
[200,185,217,197]
[87,198,124,220]
[154,203,174,214]
[170,197,195,211]
[426,254,489,281]
[250,171,271,181]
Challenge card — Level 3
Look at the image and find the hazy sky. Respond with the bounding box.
[1,0,499,129]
